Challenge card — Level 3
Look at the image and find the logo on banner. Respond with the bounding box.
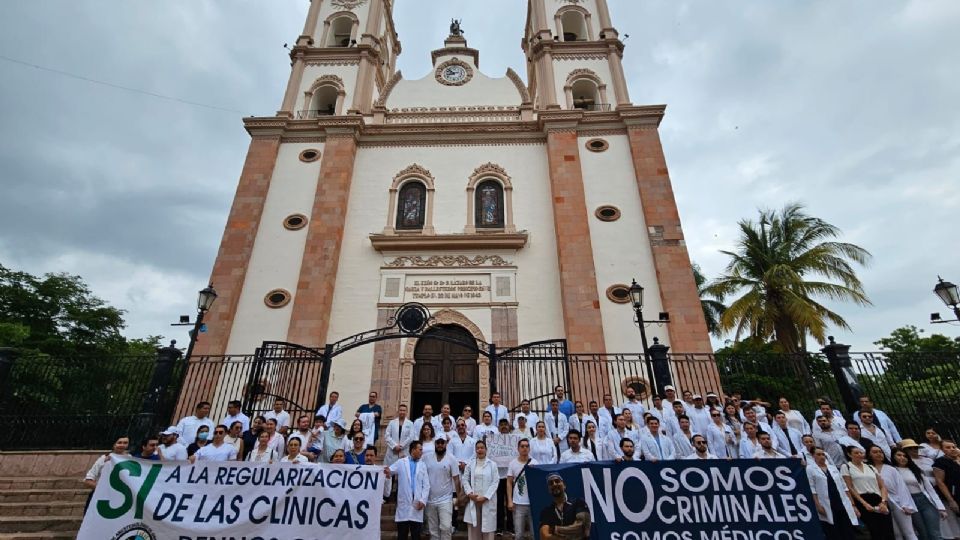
[111,522,157,540]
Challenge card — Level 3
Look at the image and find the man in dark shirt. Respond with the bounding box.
[538,474,590,540]
[357,391,383,444]
[134,436,160,460]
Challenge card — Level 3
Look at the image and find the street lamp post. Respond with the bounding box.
[629,280,657,396]
[933,276,960,323]
[183,284,218,362]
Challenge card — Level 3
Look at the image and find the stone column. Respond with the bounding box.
[624,123,714,361]
[595,0,618,37]
[174,135,281,419]
[298,0,324,45]
[544,121,608,403]
[286,130,360,347]
[278,53,307,117]
[541,51,559,109]
[608,49,631,106]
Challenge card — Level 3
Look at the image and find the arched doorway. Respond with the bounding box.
[411,325,479,421]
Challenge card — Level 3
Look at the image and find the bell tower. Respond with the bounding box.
[523,0,630,111]
[278,0,400,117]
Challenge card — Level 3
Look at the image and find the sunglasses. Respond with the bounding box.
[711,414,721,417]
[214,430,226,435]
[695,441,707,445]
[354,437,365,442]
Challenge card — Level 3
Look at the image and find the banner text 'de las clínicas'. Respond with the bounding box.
[77,457,384,540]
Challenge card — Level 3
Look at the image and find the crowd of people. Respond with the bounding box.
[82,384,960,540]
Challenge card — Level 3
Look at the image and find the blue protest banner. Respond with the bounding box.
[526,459,824,540]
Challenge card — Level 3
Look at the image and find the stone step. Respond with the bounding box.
[0,517,82,534]
[0,502,85,519]
[0,479,85,492]
[0,490,88,505]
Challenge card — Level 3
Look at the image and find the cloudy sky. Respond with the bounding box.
[1,1,958,351]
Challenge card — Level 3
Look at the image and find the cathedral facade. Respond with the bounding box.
[196,0,712,416]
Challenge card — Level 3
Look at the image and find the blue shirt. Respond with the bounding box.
[559,399,575,418]
[345,450,366,465]
[408,459,419,496]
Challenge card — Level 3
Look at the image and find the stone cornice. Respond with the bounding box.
[370,232,528,251]
[243,105,666,143]
[528,38,624,62]
[287,43,383,66]
[432,46,480,67]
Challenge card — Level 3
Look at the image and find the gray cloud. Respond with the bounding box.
[1,1,957,349]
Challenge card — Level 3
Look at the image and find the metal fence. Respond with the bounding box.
[0,353,176,450]
[494,350,960,440]
[2,346,958,450]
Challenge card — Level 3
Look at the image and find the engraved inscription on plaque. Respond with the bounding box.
[403,274,491,303]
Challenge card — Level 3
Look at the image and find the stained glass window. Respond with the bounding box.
[475,180,504,228]
[396,182,426,230]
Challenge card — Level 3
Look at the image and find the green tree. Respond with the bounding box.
[874,325,960,353]
[866,326,960,436]
[705,203,872,352]
[693,263,726,338]
[0,263,134,355]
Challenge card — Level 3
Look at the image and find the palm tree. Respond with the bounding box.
[693,263,727,338]
[705,203,871,352]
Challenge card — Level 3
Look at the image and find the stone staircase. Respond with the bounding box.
[378,502,471,539]
[0,451,101,540]
[0,476,85,538]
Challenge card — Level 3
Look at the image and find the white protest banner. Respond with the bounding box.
[77,457,384,540]
[484,432,521,470]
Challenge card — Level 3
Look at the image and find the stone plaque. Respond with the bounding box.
[403,274,491,304]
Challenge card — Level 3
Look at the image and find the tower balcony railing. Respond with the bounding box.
[296,109,336,119]
[574,103,612,112]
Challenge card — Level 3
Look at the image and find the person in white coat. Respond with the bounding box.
[868,446,921,540]
[706,410,737,459]
[530,421,558,465]
[683,435,718,460]
[386,441,431,540]
[463,440,500,540]
[738,422,762,459]
[385,405,415,467]
[807,447,859,540]
[639,417,676,461]
[543,399,570,453]
[892,448,947,540]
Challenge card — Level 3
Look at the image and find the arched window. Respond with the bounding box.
[475,180,505,229]
[572,80,601,110]
[396,182,426,230]
[564,70,609,111]
[560,10,589,41]
[327,16,355,47]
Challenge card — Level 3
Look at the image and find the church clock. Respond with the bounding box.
[435,59,473,86]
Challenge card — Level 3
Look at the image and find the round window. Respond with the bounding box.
[606,284,632,304]
[263,289,292,308]
[595,205,621,222]
[298,149,321,163]
[283,214,308,231]
[585,138,609,153]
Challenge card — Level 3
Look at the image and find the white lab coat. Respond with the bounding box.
[640,433,676,461]
[389,457,430,523]
[384,418,415,466]
[543,411,569,451]
[462,457,500,533]
[806,462,859,526]
[706,423,736,459]
[568,413,598,436]
[357,412,377,443]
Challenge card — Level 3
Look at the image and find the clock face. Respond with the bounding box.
[442,65,467,83]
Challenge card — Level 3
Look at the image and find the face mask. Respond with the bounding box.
[198,432,209,441]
